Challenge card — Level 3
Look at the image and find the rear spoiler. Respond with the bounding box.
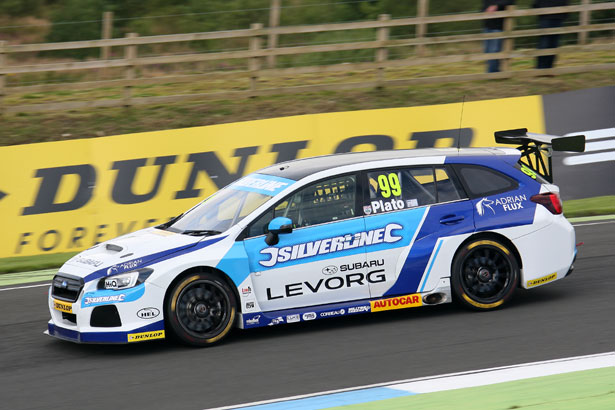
[494,128,585,183]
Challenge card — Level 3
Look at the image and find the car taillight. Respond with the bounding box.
[531,192,563,215]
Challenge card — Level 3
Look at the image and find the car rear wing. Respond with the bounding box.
[494,128,585,183]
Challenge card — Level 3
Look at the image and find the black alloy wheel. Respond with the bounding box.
[166,273,236,346]
[451,239,519,310]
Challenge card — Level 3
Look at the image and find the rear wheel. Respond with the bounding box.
[451,239,519,310]
[165,273,236,346]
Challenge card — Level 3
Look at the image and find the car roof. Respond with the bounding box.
[258,147,516,181]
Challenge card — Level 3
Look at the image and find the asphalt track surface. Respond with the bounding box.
[1,222,613,410]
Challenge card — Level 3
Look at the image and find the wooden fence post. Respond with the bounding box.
[101,11,113,60]
[100,11,113,79]
[416,0,429,56]
[579,0,590,45]
[268,0,281,68]
[501,5,515,73]
[376,14,390,86]
[249,23,263,93]
[123,33,137,107]
[0,41,6,115]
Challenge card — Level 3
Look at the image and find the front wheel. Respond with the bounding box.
[451,239,519,310]
[165,273,236,346]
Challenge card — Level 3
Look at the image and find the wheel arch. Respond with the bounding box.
[452,231,523,272]
[162,265,242,317]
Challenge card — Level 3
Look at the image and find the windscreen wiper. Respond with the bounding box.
[156,213,184,230]
[181,229,223,236]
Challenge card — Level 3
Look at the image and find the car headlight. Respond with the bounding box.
[98,268,153,290]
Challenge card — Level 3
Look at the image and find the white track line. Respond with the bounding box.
[572,221,615,227]
[0,283,50,292]
[205,352,615,410]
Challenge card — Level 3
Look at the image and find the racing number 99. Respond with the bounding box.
[377,173,401,198]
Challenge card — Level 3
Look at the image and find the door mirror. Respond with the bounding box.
[265,217,293,246]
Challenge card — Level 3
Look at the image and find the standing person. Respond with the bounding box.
[483,0,515,73]
[534,0,569,69]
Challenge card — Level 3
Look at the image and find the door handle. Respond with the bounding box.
[440,214,464,225]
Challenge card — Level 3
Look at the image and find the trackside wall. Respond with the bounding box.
[0,86,612,258]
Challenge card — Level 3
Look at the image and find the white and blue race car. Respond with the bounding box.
[47,129,585,346]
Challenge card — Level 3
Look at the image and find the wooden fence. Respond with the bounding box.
[0,1,613,114]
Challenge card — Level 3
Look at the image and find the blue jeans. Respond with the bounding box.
[537,17,563,69]
[484,29,504,73]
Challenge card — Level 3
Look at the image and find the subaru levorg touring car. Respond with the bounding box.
[47,129,585,346]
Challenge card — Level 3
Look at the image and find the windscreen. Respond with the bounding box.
[164,174,295,235]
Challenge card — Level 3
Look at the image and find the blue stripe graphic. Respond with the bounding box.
[420,239,443,292]
[83,236,225,283]
[237,387,413,409]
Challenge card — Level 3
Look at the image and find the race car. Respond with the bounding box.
[47,129,585,346]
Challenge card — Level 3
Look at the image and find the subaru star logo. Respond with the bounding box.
[322,265,338,275]
[61,280,68,288]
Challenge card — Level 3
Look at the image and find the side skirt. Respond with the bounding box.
[238,279,451,329]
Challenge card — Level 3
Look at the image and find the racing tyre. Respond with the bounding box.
[451,239,519,311]
[166,273,236,346]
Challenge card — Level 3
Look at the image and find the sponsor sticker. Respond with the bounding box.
[363,205,372,215]
[73,256,104,267]
[230,174,293,196]
[320,308,345,318]
[84,294,126,305]
[302,312,317,321]
[370,294,422,312]
[136,307,160,319]
[246,315,261,325]
[241,286,252,297]
[476,194,527,216]
[527,273,557,288]
[348,305,370,314]
[245,301,255,309]
[127,330,165,342]
[259,223,403,268]
[53,299,73,314]
[406,199,418,208]
[286,314,300,323]
[106,259,142,276]
[268,316,285,326]
[495,194,526,212]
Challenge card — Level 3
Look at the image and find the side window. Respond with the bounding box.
[455,164,518,198]
[247,175,357,236]
[366,167,436,215]
[434,167,465,202]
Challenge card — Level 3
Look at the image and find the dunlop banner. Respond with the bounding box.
[0,96,544,257]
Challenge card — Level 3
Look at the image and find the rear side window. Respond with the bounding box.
[434,167,465,202]
[454,165,518,198]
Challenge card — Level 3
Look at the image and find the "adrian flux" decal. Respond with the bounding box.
[476,194,527,215]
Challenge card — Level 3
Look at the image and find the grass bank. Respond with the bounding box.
[562,195,615,218]
[0,196,612,275]
[1,48,613,146]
